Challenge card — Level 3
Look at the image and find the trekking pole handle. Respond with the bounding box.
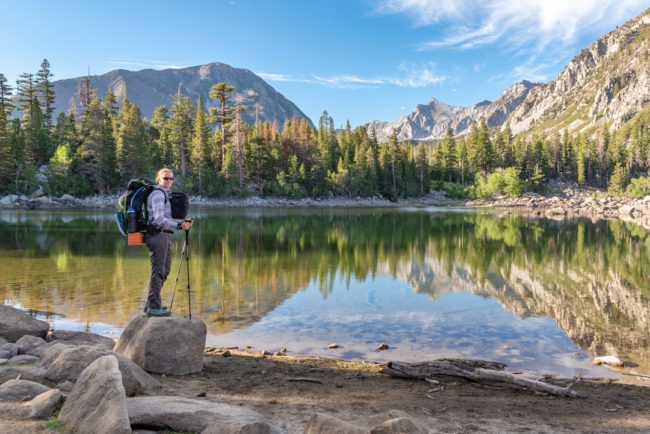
[179,218,193,231]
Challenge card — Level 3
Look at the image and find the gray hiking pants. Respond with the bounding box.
[145,231,172,309]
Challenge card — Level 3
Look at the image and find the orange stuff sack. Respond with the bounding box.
[128,232,145,246]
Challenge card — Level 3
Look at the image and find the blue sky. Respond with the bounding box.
[1,0,647,127]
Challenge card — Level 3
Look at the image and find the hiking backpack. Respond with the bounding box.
[115,178,189,237]
[115,178,160,236]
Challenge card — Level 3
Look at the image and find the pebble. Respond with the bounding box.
[328,343,339,349]
[377,343,389,350]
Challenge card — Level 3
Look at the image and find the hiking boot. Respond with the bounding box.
[143,302,168,313]
[147,308,171,317]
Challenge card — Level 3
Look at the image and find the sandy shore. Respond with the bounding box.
[3,347,649,433]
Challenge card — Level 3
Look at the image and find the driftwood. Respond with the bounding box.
[287,377,323,384]
[383,359,581,398]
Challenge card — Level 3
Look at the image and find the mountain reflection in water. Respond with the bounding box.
[0,209,648,377]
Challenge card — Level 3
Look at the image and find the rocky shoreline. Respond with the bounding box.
[467,183,650,229]
[0,191,455,211]
[3,183,650,229]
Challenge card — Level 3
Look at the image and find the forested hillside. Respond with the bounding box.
[0,59,649,200]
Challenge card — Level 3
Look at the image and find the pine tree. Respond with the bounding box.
[230,95,247,188]
[0,74,15,121]
[150,105,172,167]
[457,139,469,186]
[415,143,429,195]
[116,97,146,179]
[191,95,213,195]
[209,82,243,167]
[15,73,36,120]
[169,86,194,176]
[35,59,56,134]
[440,128,457,182]
[78,98,117,193]
[387,129,399,199]
[608,163,628,195]
[0,74,15,185]
[473,118,494,175]
[24,99,49,165]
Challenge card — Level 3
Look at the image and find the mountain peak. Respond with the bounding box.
[53,61,313,126]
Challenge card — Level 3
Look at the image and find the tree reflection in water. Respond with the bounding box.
[0,209,648,375]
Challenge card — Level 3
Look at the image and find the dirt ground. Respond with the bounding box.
[3,347,650,433]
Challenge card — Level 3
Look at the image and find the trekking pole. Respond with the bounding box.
[169,235,188,312]
[185,228,192,320]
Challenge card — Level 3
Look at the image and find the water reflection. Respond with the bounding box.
[0,209,648,377]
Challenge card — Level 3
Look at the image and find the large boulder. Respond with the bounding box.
[115,313,206,375]
[47,329,116,350]
[6,354,40,365]
[15,335,47,354]
[28,389,63,419]
[39,344,160,396]
[59,355,131,434]
[127,396,280,433]
[0,379,51,402]
[0,342,19,359]
[0,305,50,342]
[0,366,46,382]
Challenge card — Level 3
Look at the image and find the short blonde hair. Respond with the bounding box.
[155,168,174,184]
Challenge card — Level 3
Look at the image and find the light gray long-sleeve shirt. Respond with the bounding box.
[146,186,177,232]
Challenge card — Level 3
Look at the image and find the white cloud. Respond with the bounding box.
[375,0,648,54]
[256,72,295,82]
[312,74,385,87]
[258,63,446,89]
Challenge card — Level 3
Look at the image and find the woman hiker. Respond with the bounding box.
[144,168,193,317]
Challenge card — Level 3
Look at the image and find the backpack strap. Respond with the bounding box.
[150,186,169,203]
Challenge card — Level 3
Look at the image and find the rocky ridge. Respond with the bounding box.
[367,80,538,143]
[507,8,650,135]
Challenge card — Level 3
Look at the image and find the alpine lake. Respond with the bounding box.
[1,206,648,378]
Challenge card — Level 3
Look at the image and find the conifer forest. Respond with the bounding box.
[1,60,649,200]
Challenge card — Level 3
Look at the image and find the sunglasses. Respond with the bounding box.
[162,177,174,181]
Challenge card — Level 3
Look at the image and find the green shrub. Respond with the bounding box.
[468,168,523,199]
[624,175,650,197]
[503,167,523,197]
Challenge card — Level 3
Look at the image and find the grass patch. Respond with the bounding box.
[45,418,71,433]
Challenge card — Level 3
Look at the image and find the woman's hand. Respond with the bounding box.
[180,218,193,231]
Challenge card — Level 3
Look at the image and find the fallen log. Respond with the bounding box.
[383,359,581,398]
[287,377,323,384]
